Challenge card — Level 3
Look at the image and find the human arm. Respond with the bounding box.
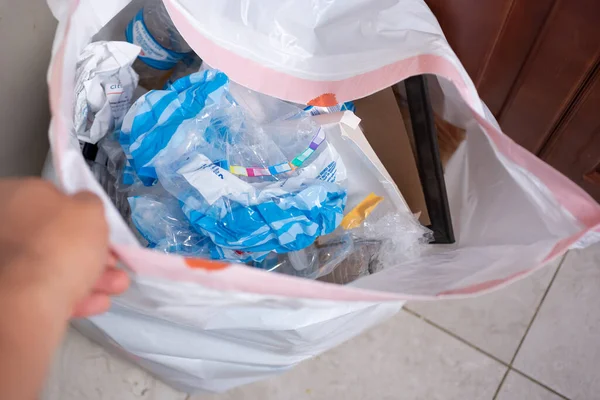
[0,179,129,399]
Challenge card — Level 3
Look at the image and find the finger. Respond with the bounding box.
[71,190,104,206]
[70,191,107,239]
[107,252,117,268]
[92,268,130,295]
[72,293,111,318]
[62,190,110,287]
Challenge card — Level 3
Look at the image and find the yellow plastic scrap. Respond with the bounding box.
[341,193,384,230]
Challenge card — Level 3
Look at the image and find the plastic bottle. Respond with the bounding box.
[125,0,192,89]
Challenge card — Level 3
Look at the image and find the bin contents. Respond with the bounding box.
[319,194,433,284]
[74,41,140,145]
[250,233,355,279]
[340,193,384,230]
[121,70,348,265]
[124,0,193,89]
[76,12,434,282]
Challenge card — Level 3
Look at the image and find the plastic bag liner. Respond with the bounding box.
[46,0,600,393]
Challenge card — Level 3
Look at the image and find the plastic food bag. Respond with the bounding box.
[46,0,600,394]
[228,82,305,124]
[314,190,433,284]
[123,70,348,261]
[353,209,434,270]
[155,127,347,259]
[74,41,140,144]
[129,191,268,261]
[120,69,228,185]
[252,233,354,279]
[128,192,213,256]
[319,240,382,284]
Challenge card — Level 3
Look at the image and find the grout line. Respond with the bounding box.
[507,252,568,367]
[402,308,511,368]
[406,305,573,400]
[405,253,571,400]
[491,253,568,400]
[510,367,571,400]
[404,253,568,370]
[491,367,511,400]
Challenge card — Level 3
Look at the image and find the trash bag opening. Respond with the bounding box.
[75,0,436,287]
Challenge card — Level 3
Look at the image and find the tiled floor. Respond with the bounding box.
[42,243,600,400]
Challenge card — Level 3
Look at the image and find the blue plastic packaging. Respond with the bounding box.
[122,70,348,262]
[120,69,228,185]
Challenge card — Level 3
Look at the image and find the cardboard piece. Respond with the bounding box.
[354,88,430,225]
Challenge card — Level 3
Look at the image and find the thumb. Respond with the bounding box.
[55,191,111,294]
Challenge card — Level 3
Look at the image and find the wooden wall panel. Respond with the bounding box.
[498,0,600,153]
[425,0,556,117]
[425,0,514,82]
[476,0,555,115]
[541,67,600,202]
[425,0,600,202]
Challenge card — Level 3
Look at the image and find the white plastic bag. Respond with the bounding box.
[45,0,600,393]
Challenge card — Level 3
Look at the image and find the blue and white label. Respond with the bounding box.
[178,153,255,206]
[177,143,347,207]
[316,161,338,183]
[125,9,187,70]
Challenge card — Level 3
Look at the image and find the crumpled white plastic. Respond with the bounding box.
[73,41,140,144]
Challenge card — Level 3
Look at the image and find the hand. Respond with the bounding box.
[0,178,129,318]
[0,178,130,399]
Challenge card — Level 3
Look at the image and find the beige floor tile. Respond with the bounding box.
[496,371,565,400]
[194,310,506,400]
[513,244,600,400]
[406,257,562,363]
[41,327,186,400]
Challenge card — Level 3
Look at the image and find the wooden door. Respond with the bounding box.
[540,67,600,202]
[497,0,600,153]
[425,0,600,202]
[425,0,555,116]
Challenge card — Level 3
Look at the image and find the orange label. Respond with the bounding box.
[308,93,338,107]
[184,258,228,271]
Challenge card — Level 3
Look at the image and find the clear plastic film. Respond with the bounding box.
[128,191,213,257]
[120,69,229,185]
[319,240,381,285]
[319,198,434,285]
[355,208,434,270]
[85,131,133,219]
[152,101,348,260]
[118,69,435,274]
[121,70,348,264]
[228,81,305,124]
[252,233,354,279]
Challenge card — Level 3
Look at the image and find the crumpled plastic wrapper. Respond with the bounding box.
[320,210,433,285]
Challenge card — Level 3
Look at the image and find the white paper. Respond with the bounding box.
[74,41,140,144]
